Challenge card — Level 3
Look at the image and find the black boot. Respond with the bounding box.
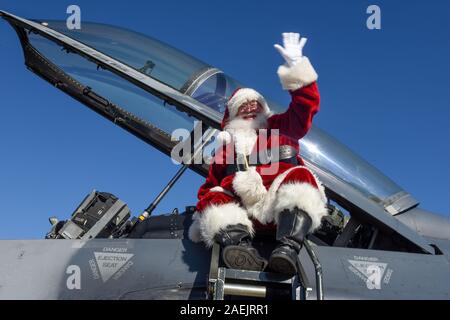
[268,208,312,276]
[214,224,267,271]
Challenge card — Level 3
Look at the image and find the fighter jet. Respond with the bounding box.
[1,10,449,300]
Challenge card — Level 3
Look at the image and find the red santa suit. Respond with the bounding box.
[189,57,328,247]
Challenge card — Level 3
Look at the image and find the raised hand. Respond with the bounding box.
[274,32,307,67]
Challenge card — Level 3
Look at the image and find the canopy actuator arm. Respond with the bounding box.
[139,125,217,220]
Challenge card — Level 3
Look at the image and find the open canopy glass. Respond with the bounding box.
[24,19,416,213]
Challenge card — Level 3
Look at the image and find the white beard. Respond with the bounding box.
[224,114,268,156]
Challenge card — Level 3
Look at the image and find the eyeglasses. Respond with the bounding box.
[238,100,262,113]
[240,100,259,108]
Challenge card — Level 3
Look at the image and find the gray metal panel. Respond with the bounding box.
[306,162,434,254]
[301,245,450,300]
[0,239,210,299]
[424,237,450,262]
[81,199,128,240]
[396,207,450,241]
[382,191,418,215]
[58,221,84,239]
[0,238,449,299]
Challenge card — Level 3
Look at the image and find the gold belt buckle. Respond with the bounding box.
[278,145,297,160]
[236,153,249,171]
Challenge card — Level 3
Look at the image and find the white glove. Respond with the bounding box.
[274,32,307,67]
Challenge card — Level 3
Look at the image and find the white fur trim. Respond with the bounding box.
[220,115,269,156]
[209,186,234,197]
[277,57,318,91]
[188,212,202,243]
[232,167,267,210]
[216,131,232,146]
[240,165,327,225]
[227,88,271,119]
[223,127,258,156]
[233,129,257,156]
[196,202,254,247]
[224,113,268,130]
[273,182,328,232]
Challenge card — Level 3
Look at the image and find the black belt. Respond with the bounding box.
[225,145,299,176]
[225,157,299,176]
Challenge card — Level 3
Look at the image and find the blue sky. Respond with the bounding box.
[0,0,449,239]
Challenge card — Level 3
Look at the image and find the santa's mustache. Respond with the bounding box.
[226,113,268,130]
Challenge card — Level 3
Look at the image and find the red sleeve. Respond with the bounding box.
[196,159,231,212]
[197,161,225,200]
[196,144,228,204]
[267,82,320,140]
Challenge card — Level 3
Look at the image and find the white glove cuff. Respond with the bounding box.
[277,56,318,91]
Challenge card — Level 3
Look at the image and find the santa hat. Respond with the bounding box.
[216,88,271,145]
[222,88,271,128]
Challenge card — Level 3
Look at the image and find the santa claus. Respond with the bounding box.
[188,33,328,275]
